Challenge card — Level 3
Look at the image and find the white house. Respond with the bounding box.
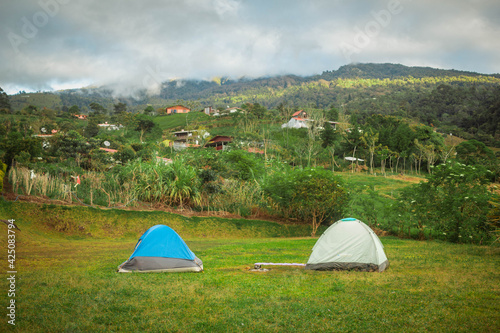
[281,117,312,129]
[98,122,123,131]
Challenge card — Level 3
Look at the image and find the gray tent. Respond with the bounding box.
[305,218,389,272]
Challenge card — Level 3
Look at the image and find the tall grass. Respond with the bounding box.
[7,158,202,209]
[8,166,69,199]
[201,179,263,217]
[123,158,201,207]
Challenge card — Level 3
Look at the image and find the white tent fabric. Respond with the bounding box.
[306,218,389,272]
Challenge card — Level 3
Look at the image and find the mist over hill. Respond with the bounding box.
[4,63,500,146]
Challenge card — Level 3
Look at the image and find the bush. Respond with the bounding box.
[262,167,349,236]
[393,160,493,243]
[221,150,265,181]
[0,162,6,193]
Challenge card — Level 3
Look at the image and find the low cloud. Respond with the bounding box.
[0,0,499,95]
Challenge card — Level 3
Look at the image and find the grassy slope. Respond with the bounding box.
[0,200,499,332]
[9,93,62,111]
[154,112,213,132]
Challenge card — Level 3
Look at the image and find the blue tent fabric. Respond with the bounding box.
[129,225,196,260]
[118,225,203,273]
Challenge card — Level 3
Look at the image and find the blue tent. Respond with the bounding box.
[118,225,203,273]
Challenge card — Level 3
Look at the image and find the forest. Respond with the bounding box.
[6,63,500,147]
[0,63,499,245]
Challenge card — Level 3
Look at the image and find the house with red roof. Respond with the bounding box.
[292,110,308,119]
[166,105,190,115]
[281,110,313,129]
[205,135,232,151]
[99,148,118,154]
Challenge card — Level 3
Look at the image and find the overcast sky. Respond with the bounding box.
[1,0,499,95]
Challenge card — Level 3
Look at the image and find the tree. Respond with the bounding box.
[85,119,100,138]
[0,131,42,167]
[262,167,349,236]
[68,105,80,114]
[135,114,156,142]
[321,121,337,148]
[397,161,493,243]
[50,130,94,164]
[0,87,11,113]
[341,124,364,172]
[113,102,127,115]
[222,150,265,181]
[456,139,496,165]
[414,140,440,174]
[456,139,498,181]
[242,102,267,119]
[89,102,106,114]
[113,146,136,165]
[305,109,325,167]
[144,105,155,115]
[327,106,339,121]
[361,127,379,174]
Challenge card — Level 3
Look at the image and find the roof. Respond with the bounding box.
[99,148,118,153]
[156,156,173,164]
[166,105,190,109]
[246,147,265,154]
[292,110,303,117]
[344,157,364,162]
[208,135,232,143]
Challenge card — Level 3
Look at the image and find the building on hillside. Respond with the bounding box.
[98,122,123,130]
[170,129,209,151]
[166,105,190,115]
[281,116,312,129]
[292,110,308,119]
[205,135,232,151]
[326,121,339,130]
[281,109,313,129]
[245,147,265,154]
[203,106,218,115]
[211,106,245,117]
[172,129,210,145]
[99,148,118,153]
[74,114,87,120]
[225,107,244,114]
[156,156,173,165]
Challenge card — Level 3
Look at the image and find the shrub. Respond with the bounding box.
[394,160,493,243]
[222,150,265,181]
[0,162,6,193]
[262,167,349,236]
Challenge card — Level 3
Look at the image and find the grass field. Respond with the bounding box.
[154,112,212,131]
[1,200,499,332]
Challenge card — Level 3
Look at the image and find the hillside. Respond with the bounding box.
[3,63,500,146]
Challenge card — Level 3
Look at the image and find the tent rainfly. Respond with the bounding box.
[305,218,389,272]
[118,225,203,273]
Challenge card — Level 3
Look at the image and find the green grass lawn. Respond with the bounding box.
[154,112,212,131]
[1,201,499,332]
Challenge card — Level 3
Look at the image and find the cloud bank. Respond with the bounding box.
[1,0,499,95]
